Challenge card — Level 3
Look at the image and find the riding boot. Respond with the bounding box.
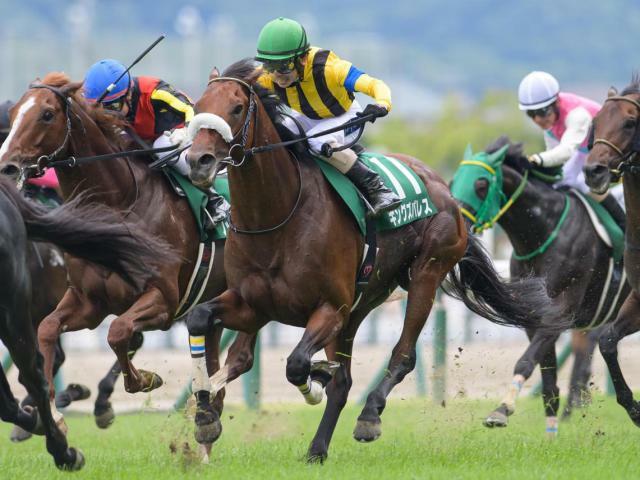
[345,159,401,218]
[203,188,230,231]
[600,194,626,231]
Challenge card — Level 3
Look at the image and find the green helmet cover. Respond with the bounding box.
[256,17,310,62]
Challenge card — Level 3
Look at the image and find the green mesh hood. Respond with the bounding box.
[450,144,509,230]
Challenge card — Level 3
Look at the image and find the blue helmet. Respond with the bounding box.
[83,59,131,103]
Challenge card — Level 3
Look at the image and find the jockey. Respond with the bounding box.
[82,59,229,228]
[0,100,62,204]
[254,17,401,217]
[518,71,625,230]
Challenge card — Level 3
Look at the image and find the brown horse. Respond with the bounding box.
[0,175,165,470]
[0,73,235,444]
[584,77,640,425]
[184,60,565,462]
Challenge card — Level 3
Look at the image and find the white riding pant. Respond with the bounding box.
[280,100,362,155]
[554,150,589,194]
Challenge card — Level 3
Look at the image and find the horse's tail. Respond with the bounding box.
[441,234,569,330]
[0,177,173,292]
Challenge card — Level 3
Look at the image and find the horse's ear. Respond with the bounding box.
[209,67,220,81]
[608,86,618,98]
[60,81,83,98]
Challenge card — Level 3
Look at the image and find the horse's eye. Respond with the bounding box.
[232,104,243,116]
[41,110,54,122]
[623,118,637,130]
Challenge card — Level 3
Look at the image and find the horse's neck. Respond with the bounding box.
[56,112,136,206]
[499,166,567,255]
[228,107,304,233]
[623,172,640,245]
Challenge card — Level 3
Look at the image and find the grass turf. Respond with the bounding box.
[0,395,638,479]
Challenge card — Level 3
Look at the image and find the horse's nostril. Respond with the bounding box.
[0,164,20,177]
[199,154,215,166]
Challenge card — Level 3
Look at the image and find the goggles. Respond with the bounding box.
[102,98,126,112]
[263,59,296,75]
[526,104,554,119]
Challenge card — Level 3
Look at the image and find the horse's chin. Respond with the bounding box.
[189,170,215,189]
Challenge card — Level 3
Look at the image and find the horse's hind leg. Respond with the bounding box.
[0,347,38,432]
[93,331,144,429]
[355,262,450,443]
[563,328,599,419]
[484,328,559,429]
[599,292,640,426]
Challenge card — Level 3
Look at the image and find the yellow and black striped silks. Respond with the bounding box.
[257,47,392,120]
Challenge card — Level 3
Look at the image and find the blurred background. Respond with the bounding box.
[2,0,639,409]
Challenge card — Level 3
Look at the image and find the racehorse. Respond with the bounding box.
[0,72,237,445]
[0,174,165,470]
[450,136,629,434]
[183,59,566,462]
[584,77,640,426]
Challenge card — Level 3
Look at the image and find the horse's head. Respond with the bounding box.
[0,72,83,184]
[584,84,640,194]
[187,63,260,188]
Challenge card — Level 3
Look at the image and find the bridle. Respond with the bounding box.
[592,94,640,177]
[204,76,303,235]
[15,83,78,187]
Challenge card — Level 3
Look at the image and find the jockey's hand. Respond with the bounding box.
[166,127,189,147]
[357,104,389,123]
[528,154,544,167]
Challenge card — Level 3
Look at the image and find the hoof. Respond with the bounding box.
[306,451,327,464]
[56,383,91,409]
[139,370,163,393]
[10,425,33,443]
[483,410,509,428]
[57,447,85,471]
[194,419,222,444]
[628,402,640,427]
[94,403,115,429]
[199,443,212,464]
[353,419,382,442]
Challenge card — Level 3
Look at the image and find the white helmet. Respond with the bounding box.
[517,71,560,110]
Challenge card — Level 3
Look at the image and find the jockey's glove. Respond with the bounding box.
[528,153,544,167]
[166,127,189,147]
[358,103,389,123]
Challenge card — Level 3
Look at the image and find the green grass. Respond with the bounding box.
[0,396,638,479]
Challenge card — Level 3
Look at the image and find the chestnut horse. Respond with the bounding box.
[184,60,565,462]
[584,77,640,425]
[0,175,165,470]
[0,73,237,444]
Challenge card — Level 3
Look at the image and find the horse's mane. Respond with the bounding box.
[40,72,127,148]
[221,58,287,126]
[484,135,531,174]
[621,72,640,96]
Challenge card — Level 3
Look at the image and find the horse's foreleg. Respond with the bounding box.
[599,292,640,426]
[37,288,101,430]
[93,331,144,429]
[286,303,345,406]
[355,264,447,443]
[563,328,599,419]
[306,315,363,464]
[107,288,171,393]
[484,328,559,429]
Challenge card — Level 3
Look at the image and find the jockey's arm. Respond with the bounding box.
[535,107,591,167]
[334,60,392,112]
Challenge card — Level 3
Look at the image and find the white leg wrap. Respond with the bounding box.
[501,374,525,413]
[189,336,210,393]
[546,416,559,437]
[297,378,324,405]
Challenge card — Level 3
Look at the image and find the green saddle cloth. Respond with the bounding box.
[164,169,229,242]
[575,191,624,262]
[314,152,437,235]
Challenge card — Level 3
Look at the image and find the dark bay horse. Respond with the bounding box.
[451,137,629,434]
[184,60,565,462]
[0,175,165,470]
[0,72,234,444]
[584,77,640,426]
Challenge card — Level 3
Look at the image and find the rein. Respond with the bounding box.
[592,95,640,177]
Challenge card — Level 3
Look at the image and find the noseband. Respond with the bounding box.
[592,95,640,177]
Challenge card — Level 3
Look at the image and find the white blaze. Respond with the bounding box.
[0,97,35,162]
